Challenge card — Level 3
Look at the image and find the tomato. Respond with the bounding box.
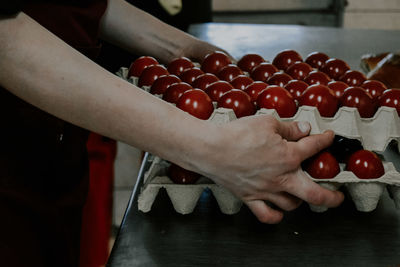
[128,56,158,77]
[285,80,309,101]
[217,64,244,81]
[346,150,385,179]
[286,62,313,80]
[230,75,254,90]
[299,84,338,117]
[244,81,268,102]
[340,87,376,118]
[201,51,232,74]
[167,163,201,184]
[321,58,350,80]
[361,80,387,100]
[205,80,234,102]
[327,81,349,99]
[237,54,265,72]
[272,49,303,71]
[192,73,219,91]
[329,135,363,163]
[256,86,297,118]
[217,89,256,118]
[305,52,329,69]
[180,67,204,84]
[167,57,195,76]
[138,64,169,87]
[267,72,293,87]
[303,151,340,179]
[340,70,367,87]
[304,70,331,86]
[150,74,181,95]
[250,62,279,82]
[378,89,400,116]
[177,89,214,120]
[162,82,193,104]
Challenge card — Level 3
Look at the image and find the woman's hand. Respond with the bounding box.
[185,115,344,223]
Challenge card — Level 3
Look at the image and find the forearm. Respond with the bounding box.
[99,0,201,63]
[0,13,215,168]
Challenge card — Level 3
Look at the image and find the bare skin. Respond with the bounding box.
[0,0,343,223]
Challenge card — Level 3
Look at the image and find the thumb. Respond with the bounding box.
[276,121,311,141]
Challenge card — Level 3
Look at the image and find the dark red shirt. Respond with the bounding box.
[0,1,107,266]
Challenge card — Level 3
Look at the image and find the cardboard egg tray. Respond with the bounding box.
[256,106,400,153]
[116,67,400,214]
[138,156,242,215]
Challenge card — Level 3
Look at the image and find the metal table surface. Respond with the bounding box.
[107,24,400,267]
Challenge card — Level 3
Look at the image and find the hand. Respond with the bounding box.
[181,38,236,64]
[189,115,344,223]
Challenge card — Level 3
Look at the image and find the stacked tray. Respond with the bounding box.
[116,66,400,214]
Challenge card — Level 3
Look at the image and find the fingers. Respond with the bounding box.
[291,130,335,161]
[276,121,311,141]
[282,169,344,208]
[246,200,283,224]
[264,192,303,211]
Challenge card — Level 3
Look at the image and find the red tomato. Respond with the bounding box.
[340,70,367,87]
[128,56,158,77]
[244,81,268,102]
[303,151,340,179]
[180,67,204,84]
[321,58,350,80]
[299,84,339,117]
[305,52,329,69]
[340,87,376,118]
[346,150,385,179]
[205,80,234,102]
[285,80,309,101]
[286,62,313,80]
[138,64,169,87]
[201,51,232,74]
[272,49,303,71]
[217,89,256,118]
[217,64,244,81]
[267,73,293,87]
[250,62,279,82]
[328,81,349,99]
[304,70,331,86]
[177,89,214,120]
[230,75,254,90]
[167,57,195,76]
[162,82,193,104]
[361,80,387,100]
[192,73,219,91]
[378,89,400,116]
[168,163,201,184]
[237,54,265,72]
[256,86,297,118]
[150,74,181,95]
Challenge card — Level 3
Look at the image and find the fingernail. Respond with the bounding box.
[298,121,310,133]
[323,130,335,137]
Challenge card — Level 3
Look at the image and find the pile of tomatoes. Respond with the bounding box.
[129,50,400,121]
[128,50,394,182]
[304,136,385,180]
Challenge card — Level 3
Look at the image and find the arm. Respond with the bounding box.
[0,13,343,224]
[98,0,229,63]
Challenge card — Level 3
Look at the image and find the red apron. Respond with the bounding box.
[0,1,108,266]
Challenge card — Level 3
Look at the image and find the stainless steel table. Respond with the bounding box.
[107,23,400,267]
